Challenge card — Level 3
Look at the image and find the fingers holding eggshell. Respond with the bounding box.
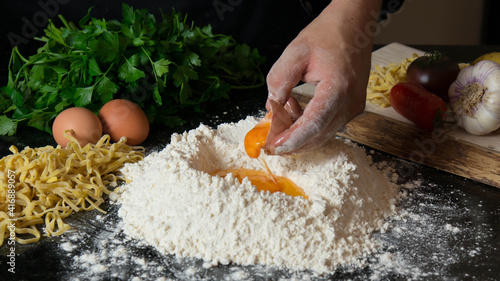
[283,96,303,121]
[263,97,304,155]
[264,100,293,155]
[265,96,303,120]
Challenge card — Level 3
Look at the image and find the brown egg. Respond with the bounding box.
[52,107,103,147]
[98,99,149,146]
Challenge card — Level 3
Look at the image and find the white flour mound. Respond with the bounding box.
[117,117,399,274]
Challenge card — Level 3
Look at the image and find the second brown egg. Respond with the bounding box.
[98,99,150,146]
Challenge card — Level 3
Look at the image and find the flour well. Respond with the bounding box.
[117,117,400,274]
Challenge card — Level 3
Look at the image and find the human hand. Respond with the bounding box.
[265,0,382,155]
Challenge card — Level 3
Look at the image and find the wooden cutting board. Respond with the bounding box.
[292,43,500,188]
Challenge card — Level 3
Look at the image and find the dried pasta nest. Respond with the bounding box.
[0,132,144,245]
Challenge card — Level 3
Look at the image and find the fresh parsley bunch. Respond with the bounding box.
[0,4,265,136]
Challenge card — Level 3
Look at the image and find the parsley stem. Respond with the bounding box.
[13,47,29,64]
[94,62,115,86]
[213,64,233,76]
[34,36,49,43]
[58,15,72,30]
[140,46,158,83]
[10,48,30,86]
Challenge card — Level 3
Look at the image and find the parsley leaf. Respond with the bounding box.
[118,60,146,82]
[96,75,118,103]
[88,58,103,76]
[0,116,17,136]
[74,86,94,107]
[153,58,171,77]
[173,65,198,87]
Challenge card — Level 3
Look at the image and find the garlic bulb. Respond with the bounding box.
[448,60,500,135]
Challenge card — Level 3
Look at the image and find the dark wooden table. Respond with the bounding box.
[1,45,499,281]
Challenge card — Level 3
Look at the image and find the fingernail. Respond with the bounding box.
[274,145,291,155]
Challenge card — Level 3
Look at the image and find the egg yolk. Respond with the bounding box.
[211,169,307,198]
[243,118,270,158]
[213,114,307,199]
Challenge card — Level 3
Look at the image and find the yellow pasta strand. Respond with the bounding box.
[0,134,144,246]
[366,53,419,107]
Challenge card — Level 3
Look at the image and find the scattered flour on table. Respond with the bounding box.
[116,116,400,274]
[55,117,498,280]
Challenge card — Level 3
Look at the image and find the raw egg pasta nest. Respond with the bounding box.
[367,53,419,107]
[0,133,144,245]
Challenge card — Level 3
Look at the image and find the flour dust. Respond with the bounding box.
[54,117,498,281]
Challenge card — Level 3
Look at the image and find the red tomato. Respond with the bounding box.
[389,82,447,132]
[405,52,460,102]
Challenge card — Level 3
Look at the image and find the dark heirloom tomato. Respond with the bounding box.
[390,82,447,132]
[406,52,460,102]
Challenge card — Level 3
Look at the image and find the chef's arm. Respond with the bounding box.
[265,0,385,155]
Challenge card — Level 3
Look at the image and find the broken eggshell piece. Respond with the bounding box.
[264,97,303,155]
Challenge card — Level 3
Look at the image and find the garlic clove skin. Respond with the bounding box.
[448,60,500,135]
[462,104,500,135]
[483,71,500,115]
